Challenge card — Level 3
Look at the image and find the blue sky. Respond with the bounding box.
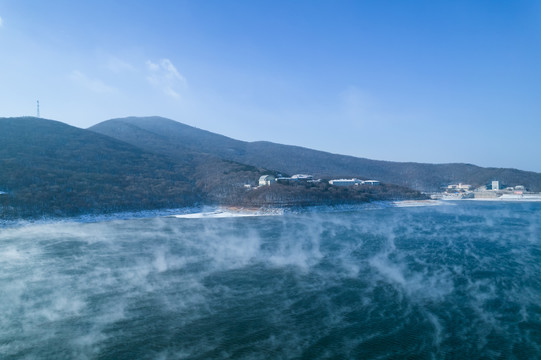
[1,1,540,171]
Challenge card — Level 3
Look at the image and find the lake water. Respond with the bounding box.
[1,201,541,359]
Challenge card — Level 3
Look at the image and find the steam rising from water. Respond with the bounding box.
[1,202,541,359]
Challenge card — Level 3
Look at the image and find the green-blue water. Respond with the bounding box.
[1,202,541,359]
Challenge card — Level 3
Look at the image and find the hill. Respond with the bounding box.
[3,117,418,219]
[90,116,541,192]
[0,117,201,218]
[86,117,424,205]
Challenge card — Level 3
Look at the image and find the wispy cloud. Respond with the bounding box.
[0,16,3,27]
[146,59,187,98]
[106,57,136,73]
[69,70,116,94]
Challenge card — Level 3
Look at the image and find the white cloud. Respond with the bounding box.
[146,58,187,99]
[69,70,116,94]
[0,16,3,27]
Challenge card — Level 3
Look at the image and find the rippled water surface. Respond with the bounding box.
[1,202,541,359]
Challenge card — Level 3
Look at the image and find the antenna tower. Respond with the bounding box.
[37,100,40,118]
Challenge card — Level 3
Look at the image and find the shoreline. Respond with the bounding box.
[1,200,441,227]
[0,206,203,228]
[6,197,539,227]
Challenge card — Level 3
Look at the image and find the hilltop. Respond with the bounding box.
[91,116,541,192]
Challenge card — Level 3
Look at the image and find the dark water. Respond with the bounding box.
[1,202,541,359]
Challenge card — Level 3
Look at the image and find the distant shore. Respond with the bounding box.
[1,200,446,227]
[8,197,541,227]
[460,197,541,202]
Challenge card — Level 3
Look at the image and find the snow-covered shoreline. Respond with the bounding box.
[172,207,284,219]
[460,197,541,202]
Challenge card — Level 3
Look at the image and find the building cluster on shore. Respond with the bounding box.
[256,175,380,187]
[329,178,380,186]
[434,180,541,200]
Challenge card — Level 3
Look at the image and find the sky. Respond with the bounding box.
[1,0,540,172]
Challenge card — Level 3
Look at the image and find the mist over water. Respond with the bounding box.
[1,202,541,359]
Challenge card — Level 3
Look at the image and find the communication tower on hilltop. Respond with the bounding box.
[37,100,40,118]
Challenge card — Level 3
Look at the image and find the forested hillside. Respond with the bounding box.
[1,117,422,219]
[0,117,199,217]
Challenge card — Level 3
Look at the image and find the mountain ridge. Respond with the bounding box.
[90,116,541,192]
[1,116,420,219]
[1,115,535,219]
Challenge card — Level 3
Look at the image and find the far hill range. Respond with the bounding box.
[1,116,540,219]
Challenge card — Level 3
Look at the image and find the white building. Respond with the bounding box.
[329,178,363,186]
[491,180,500,190]
[363,180,380,186]
[291,174,313,181]
[258,175,276,186]
[447,183,472,190]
